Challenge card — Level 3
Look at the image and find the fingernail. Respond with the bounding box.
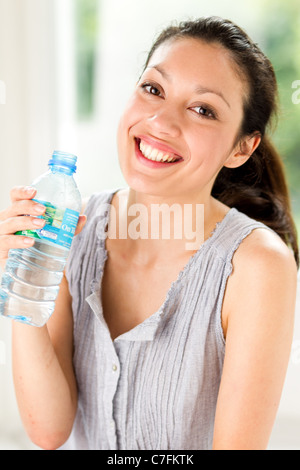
[25,186,35,194]
[34,204,46,214]
[32,218,45,227]
[24,238,35,246]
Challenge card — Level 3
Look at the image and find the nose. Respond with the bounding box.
[147,105,181,138]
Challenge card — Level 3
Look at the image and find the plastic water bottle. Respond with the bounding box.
[0,151,81,327]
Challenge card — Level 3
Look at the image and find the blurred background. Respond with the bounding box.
[0,0,299,450]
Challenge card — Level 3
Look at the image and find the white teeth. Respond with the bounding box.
[139,140,178,163]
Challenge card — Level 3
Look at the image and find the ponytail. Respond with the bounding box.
[212,136,299,267]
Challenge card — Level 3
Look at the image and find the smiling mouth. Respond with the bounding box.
[136,138,183,164]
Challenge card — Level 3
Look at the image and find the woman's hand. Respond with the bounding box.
[0,186,86,269]
[0,186,45,267]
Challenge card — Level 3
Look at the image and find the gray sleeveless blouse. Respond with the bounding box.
[61,189,269,450]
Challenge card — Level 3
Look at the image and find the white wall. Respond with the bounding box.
[0,0,57,208]
[0,0,57,449]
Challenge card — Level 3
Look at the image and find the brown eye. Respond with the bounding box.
[141,83,161,96]
[192,105,216,119]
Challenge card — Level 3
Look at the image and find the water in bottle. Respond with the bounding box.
[0,151,81,327]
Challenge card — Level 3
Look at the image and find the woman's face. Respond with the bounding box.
[117,37,248,200]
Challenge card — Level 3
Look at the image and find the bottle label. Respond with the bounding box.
[16,199,79,249]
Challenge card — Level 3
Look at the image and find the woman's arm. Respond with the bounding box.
[213,228,298,450]
[0,186,87,449]
[12,274,77,450]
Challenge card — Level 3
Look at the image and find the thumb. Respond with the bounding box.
[75,215,87,236]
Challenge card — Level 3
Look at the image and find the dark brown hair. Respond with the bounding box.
[144,16,299,267]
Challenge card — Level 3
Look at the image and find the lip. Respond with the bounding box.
[134,136,184,168]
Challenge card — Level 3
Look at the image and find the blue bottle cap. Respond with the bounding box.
[48,151,78,173]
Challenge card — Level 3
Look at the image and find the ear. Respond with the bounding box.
[224,133,261,169]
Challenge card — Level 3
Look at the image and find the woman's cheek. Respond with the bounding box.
[120,93,146,129]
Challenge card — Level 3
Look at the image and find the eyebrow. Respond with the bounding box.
[148,65,231,109]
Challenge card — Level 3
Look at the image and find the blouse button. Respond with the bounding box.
[112,364,118,372]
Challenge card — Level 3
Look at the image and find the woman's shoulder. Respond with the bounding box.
[232,224,297,275]
[215,203,297,271]
[221,219,298,338]
[217,205,298,298]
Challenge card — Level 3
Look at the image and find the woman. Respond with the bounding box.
[0,17,298,450]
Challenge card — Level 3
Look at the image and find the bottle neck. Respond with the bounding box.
[49,165,75,176]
